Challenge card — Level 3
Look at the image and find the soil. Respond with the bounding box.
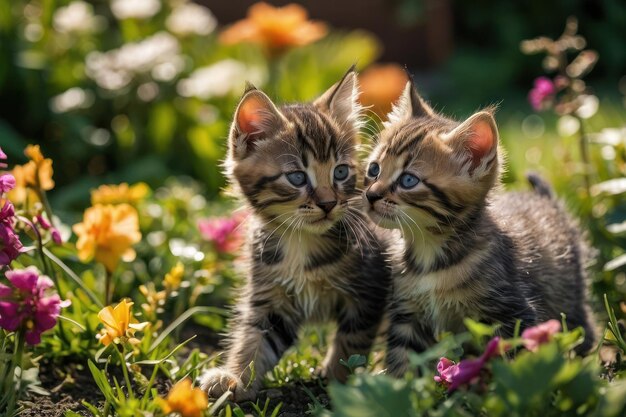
[18,325,329,417]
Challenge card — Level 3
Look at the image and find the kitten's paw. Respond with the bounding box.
[199,368,254,402]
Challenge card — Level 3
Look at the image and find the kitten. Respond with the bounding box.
[363,80,596,377]
[200,69,392,400]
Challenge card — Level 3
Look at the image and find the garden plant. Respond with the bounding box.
[1,1,626,416]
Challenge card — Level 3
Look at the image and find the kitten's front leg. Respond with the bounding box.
[200,303,298,401]
[385,306,435,378]
[322,303,383,382]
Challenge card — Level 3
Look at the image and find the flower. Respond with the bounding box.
[50,87,94,113]
[91,182,150,206]
[166,2,217,37]
[164,261,184,291]
[359,64,408,119]
[434,337,501,392]
[53,1,104,34]
[110,0,161,20]
[72,204,142,273]
[521,319,561,352]
[0,173,15,193]
[97,299,148,346]
[7,145,55,207]
[0,202,22,266]
[177,60,265,100]
[220,2,327,55]
[528,76,556,111]
[198,214,244,254]
[85,32,183,91]
[0,147,7,169]
[0,267,70,345]
[157,378,208,417]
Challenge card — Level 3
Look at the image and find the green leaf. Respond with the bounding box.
[328,374,416,417]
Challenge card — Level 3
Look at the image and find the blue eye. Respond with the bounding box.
[286,171,307,187]
[367,162,380,178]
[399,173,420,189]
[334,164,349,181]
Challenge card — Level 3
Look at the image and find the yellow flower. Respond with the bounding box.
[157,379,208,417]
[359,64,408,119]
[7,145,55,206]
[164,262,184,291]
[97,299,148,346]
[91,182,150,206]
[72,204,142,273]
[220,2,327,55]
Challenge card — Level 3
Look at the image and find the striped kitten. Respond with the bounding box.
[200,69,392,400]
[363,80,596,377]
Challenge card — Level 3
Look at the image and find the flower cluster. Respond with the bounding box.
[435,320,564,392]
[198,213,245,254]
[521,17,598,118]
[73,204,142,272]
[0,267,69,345]
[8,145,55,208]
[1,147,22,266]
[220,2,327,55]
[91,182,150,206]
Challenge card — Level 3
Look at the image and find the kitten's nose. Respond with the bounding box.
[366,192,383,204]
[317,200,337,214]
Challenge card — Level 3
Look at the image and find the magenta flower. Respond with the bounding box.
[528,76,556,111]
[434,336,501,392]
[0,267,70,345]
[521,319,561,352]
[198,214,244,254]
[0,147,7,169]
[51,228,63,245]
[0,201,23,266]
[0,173,15,193]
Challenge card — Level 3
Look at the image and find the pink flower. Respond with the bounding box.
[198,214,245,254]
[521,319,561,352]
[0,173,15,193]
[36,214,51,230]
[528,76,556,111]
[51,228,63,245]
[0,147,7,169]
[434,336,501,392]
[0,267,70,345]
[0,202,23,266]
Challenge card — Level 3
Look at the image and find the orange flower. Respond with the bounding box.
[359,64,408,120]
[72,204,141,273]
[220,2,327,54]
[97,299,148,346]
[7,145,55,206]
[91,182,150,206]
[157,379,208,417]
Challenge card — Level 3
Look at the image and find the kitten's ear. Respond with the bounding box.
[230,87,286,159]
[443,111,499,174]
[384,79,434,127]
[314,66,361,128]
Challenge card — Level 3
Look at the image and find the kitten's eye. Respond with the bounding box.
[333,164,349,181]
[286,171,307,187]
[367,162,380,178]
[399,173,420,189]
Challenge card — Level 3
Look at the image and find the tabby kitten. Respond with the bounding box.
[200,69,392,399]
[363,80,596,377]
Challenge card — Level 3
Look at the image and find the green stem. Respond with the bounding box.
[117,347,135,401]
[35,189,55,230]
[577,116,592,198]
[105,269,112,306]
[141,363,160,407]
[5,330,26,415]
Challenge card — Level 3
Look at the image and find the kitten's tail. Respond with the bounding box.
[526,172,554,199]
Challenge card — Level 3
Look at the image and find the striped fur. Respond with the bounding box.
[200,70,392,400]
[363,81,596,377]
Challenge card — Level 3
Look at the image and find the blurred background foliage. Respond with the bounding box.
[0,0,625,317]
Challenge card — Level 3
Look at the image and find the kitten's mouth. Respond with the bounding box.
[366,207,400,229]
